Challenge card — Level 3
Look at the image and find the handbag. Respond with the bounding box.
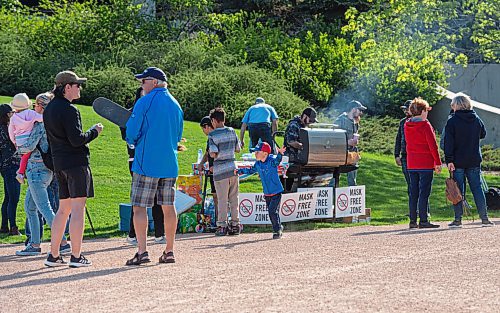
[445,172,463,205]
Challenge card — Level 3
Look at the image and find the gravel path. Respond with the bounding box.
[1,220,499,313]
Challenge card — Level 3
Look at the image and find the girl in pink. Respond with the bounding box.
[8,93,43,184]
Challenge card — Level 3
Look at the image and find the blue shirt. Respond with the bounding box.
[242,104,278,124]
[126,87,183,178]
[237,154,283,195]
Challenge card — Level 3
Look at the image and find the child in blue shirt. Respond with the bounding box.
[236,142,286,239]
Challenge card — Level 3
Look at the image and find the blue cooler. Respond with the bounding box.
[119,204,154,232]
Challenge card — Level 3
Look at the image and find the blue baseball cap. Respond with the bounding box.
[135,67,168,81]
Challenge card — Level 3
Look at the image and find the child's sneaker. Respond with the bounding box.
[215,226,228,236]
[448,220,462,228]
[15,173,25,184]
[69,254,92,268]
[481,219,495,227]
[228,224,241,236]
[273,225,284,239]
[44,253,66,267]
[16,243,41,256]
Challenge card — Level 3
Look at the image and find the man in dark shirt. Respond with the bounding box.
[394,100,412,189]
[282,107,317,191]
[334,100,366,186]
[44,70,103,268]
[283,107,317,163]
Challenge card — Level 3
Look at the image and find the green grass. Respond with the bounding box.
[0,96,499,243]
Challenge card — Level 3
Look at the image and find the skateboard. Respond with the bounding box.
[92,97,131,128]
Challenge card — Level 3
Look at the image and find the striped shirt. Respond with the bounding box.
[208,126,240,181]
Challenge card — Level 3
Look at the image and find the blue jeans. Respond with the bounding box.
[329,169,357,187]
[402,158,429,215]
[452,167,488,221]
[25,162,65,245]
[248,123,274,151]
[47,176,69,234]
[408,170,433,223]
[0,165,20,229]
[401,157,411,192]
[265,193,282,232]
[24,212,43,240]
[48,176,60,213]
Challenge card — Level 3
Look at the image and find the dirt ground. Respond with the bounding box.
[1,220,499,313]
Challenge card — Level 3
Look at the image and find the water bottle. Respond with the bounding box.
[197,148,203,164]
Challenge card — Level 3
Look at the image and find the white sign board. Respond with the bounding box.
[238,191,317,225]
[297,187,334,219]
[335,185,366,218]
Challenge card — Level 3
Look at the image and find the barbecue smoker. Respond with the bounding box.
[277,126,358,193]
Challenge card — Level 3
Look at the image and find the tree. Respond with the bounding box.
[333,0,499,115]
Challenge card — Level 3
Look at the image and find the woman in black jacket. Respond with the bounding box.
[444,93,494,228]
[0,104,21,235]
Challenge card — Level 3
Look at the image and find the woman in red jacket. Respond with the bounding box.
[404,98,441,229]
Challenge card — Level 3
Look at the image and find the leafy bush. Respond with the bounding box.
[1,0,165,57]
[481,145,500,172]
[171,64,309,128]
[209,12,356,107]
[76,65,139,107]
[269,32,355,106]
[357,116,401,155]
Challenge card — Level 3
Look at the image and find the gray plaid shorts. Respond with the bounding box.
[130,173,176,207]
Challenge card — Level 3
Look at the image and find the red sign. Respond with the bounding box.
[281,199,296,216]
[337,193,348,211]
[239,199,254,217]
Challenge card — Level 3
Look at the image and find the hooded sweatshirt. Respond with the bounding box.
[444,110,486,168]
[404,119,441,170]
[8,109,43,147]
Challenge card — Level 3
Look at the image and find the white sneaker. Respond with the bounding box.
[126,236,138,246]
[154,236,166,244]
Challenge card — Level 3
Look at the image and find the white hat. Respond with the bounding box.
[10,93,31,111]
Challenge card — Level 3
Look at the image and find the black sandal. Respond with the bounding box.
[159,251,175,264]
[125,251,151,266]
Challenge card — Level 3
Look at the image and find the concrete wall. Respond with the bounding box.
[428,64,500,147]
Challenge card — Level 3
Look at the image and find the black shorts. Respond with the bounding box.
[56,165,94,199]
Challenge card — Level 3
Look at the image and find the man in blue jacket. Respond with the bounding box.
[125,67,184,265]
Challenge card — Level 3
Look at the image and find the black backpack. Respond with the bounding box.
[485,187,500,211]
[36,143,54,171]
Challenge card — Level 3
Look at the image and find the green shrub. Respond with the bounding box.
[357,116,401,155]
[481,145,500,172]
[0,32,79,97]
[119,36,234,76]
[3,0,164,57]
[171,64,309,127]
[269,32,356,106]
[76,65,138,107]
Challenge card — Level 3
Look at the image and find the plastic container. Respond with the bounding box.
[197,148,203,163]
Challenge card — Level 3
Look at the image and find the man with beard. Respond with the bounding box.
[334,100,366,186]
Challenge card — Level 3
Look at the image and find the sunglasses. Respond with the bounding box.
[69,83,82,88]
